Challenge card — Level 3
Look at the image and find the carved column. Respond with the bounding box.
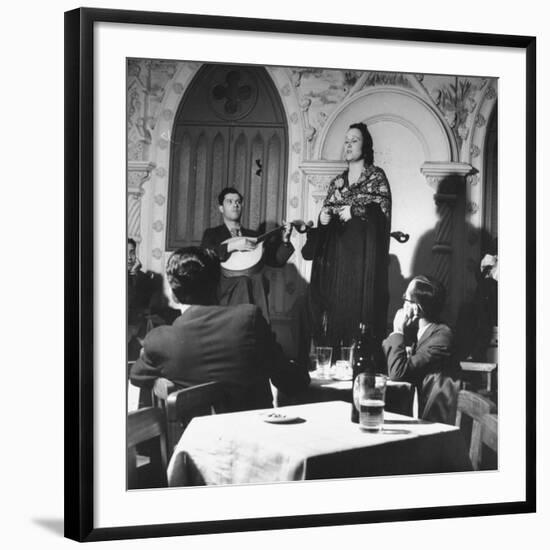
[420,161,472,292]
[127,161,156,245]
[300,160,347,211]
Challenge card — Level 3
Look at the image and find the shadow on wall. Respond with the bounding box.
[388,220,497,362]
[387,253,409,326]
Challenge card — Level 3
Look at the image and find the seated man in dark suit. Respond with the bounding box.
[127,238,178,360]
[130,246,309,412]
[382,275,461,425]
[201,187,294,322]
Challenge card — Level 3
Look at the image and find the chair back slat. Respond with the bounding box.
[481,413,498,453]
[455,390,497,470]
[127,406,165,448]
[160,381,226,454]
[168,381,226,424]
[127,407,168,488]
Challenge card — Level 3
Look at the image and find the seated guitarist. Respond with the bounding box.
[201,187,294,322]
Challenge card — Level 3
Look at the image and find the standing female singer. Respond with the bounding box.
[302,122,392,347]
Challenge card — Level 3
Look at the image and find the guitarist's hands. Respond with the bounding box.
[282,221,293,244]
[227,236,258,252]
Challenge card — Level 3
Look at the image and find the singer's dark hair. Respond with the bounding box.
[349,122,374,165]
[166,247,220,305]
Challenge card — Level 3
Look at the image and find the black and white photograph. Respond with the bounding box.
[126,59,499,489]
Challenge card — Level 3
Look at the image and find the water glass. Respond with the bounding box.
[315,346,333,379]
[338,346,353,364]
[335,360,352,380]
[354,373,387,431]
[334,346,353,379]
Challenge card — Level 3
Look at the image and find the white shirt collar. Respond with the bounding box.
[224,221,242,236]
[177,304,192,315]
[417,322,434,342]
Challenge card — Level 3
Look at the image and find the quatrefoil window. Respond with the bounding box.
[212,70,253,115]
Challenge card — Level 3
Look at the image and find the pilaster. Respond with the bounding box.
[127,161,156,245]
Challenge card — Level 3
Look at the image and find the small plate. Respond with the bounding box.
[261,412,301,424]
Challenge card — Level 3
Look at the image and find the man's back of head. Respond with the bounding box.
[409,275,446,323]
[166,247,221,306]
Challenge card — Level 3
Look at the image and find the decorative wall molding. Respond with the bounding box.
[300,160,347,204]
[316,87,457,162]
[127,161,156,243]
[128,161,156,192]
[420,161,472,190]
[146,62,202,271]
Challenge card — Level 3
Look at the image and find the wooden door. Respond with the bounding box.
[166,65,287,249]
[227,126,286,232]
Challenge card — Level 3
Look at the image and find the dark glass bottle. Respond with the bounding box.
[351,322,372,423]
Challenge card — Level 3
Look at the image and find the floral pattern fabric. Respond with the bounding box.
[323,165,392,222]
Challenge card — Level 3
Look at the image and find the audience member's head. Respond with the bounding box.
[406,275,446,323]
[165,246,221,305]
[127,238,137,272]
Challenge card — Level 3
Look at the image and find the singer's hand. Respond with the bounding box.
[337,205,352,222]
[319,208,332,226]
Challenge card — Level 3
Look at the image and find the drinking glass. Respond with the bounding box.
[335,360,352,380]
[353,373,387,431]
[338,346,353,364]
[335,346,353,379]
[315,346,333,379]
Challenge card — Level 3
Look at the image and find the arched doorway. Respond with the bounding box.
[166,64,288,250]
[482,103,498,253]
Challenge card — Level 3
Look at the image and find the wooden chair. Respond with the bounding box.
[127,406,168,489]
[460,325,498,398]
[481,412,498,456]
[460,361,498,396]
[455,390,497,470]
[152,378,227,457]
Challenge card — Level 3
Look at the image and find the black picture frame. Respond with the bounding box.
[65,7,536,542]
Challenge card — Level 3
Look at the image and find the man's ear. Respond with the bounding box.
[218,204,224,216]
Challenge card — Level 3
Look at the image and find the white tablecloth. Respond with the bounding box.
[167,401,471,486]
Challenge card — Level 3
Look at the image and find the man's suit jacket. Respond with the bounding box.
[130,304,309,412]
[382,323,461,425]
[201,224,294,267]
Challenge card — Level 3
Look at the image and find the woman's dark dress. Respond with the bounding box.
[304,165,391,346]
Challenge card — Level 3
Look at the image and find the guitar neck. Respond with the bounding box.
[255,225,284,243]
